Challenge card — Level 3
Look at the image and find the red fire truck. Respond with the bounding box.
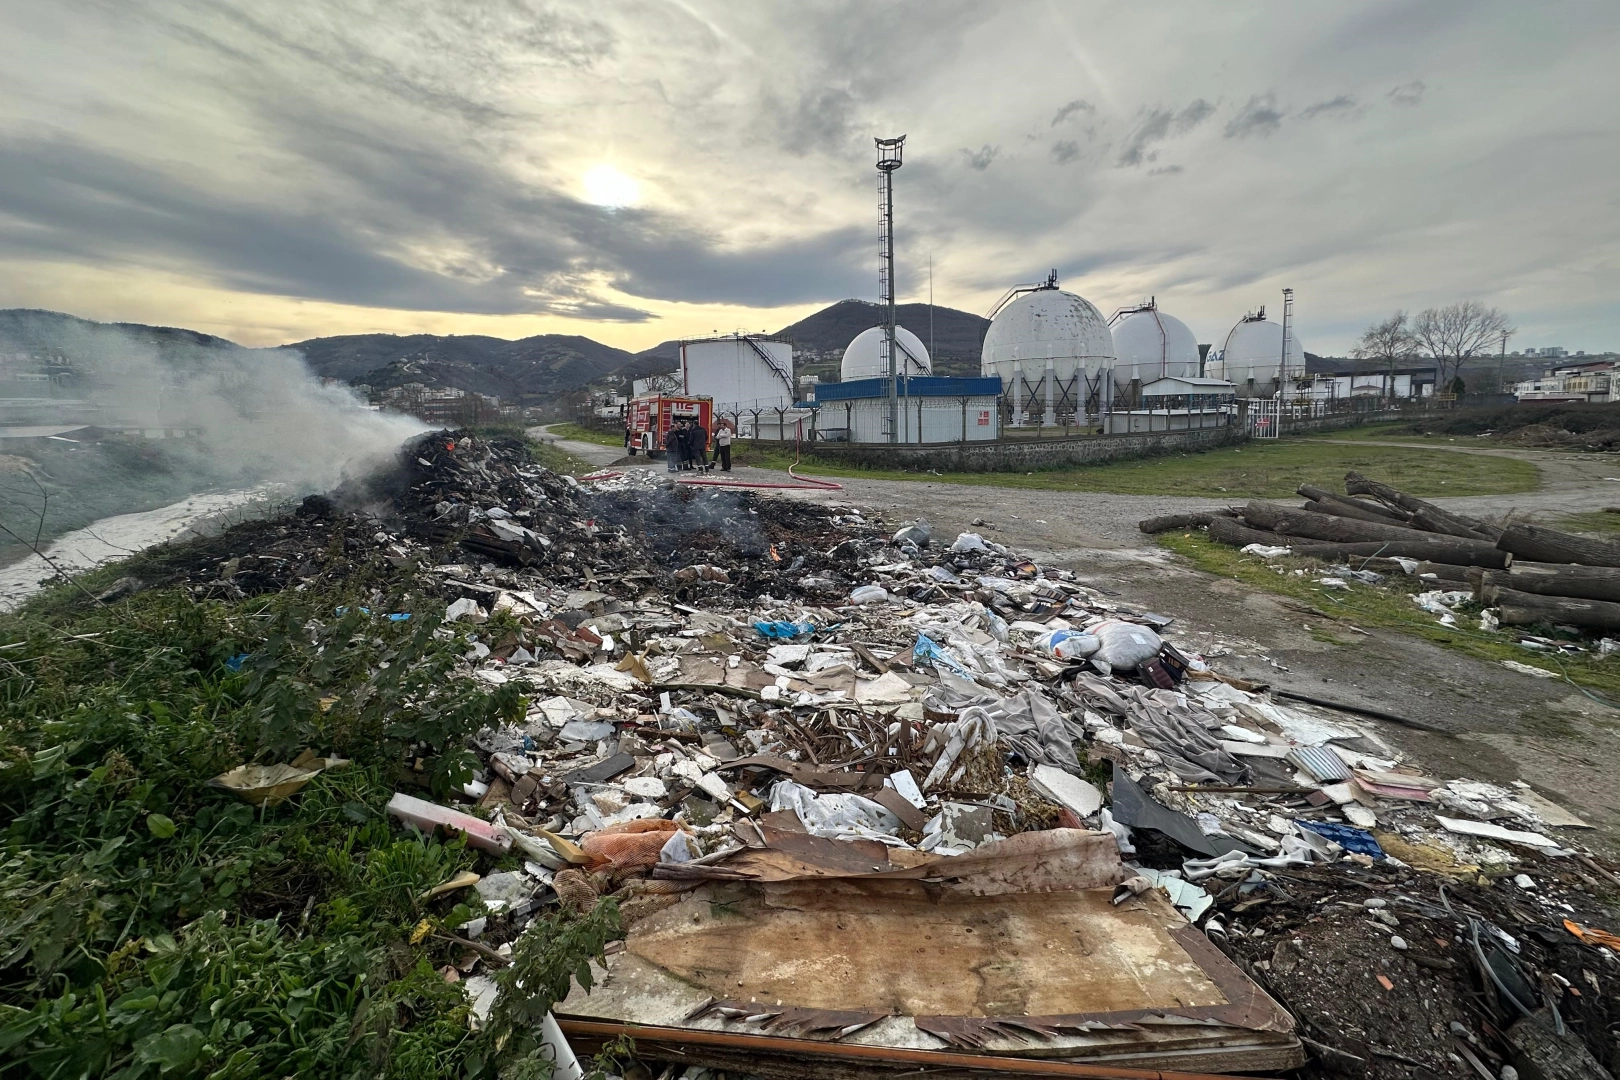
[625,393,713,457]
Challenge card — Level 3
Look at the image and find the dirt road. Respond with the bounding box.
[546,428,1620,846]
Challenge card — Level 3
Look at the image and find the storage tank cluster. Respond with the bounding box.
[967,278,1308,420]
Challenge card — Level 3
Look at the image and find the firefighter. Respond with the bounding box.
[663,418,681,472]
[690,418,710,473]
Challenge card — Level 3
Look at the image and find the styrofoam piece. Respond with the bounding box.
[1435,815,1560,849]
[387,792,513,854]
[1028,764,1103,818]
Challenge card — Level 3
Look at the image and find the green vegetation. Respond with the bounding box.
[545,423,624,449]
[0,572,620,1077]
[1558,511,1620,536]
[1318,403,1620,452]
[734,437,1540,499]
[1155,530,1620,702]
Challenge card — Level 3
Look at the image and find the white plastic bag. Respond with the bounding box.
[1035,628,1100,659]
[1090,620,1162,670]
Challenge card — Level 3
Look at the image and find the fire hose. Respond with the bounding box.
[577,423,843,491]
[676,423,842,491]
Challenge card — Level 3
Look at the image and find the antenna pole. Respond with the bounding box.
[1280,288,1295,386]
[876,135,905,444]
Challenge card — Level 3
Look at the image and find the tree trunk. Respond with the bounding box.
[1208,515,1291,549]
[1343,471,1500,540]
[1298,484,1411,522]
[1139,512,1217,535]
[1485,586,1620,631]
[1408,507,1496,542]
[1244,502,1434,543]
[1481,563,1620,603]
[1413,560,1474,583]
[1496,523,1620,568]
[1301,494,1423,529]
[1208,515,1509,567]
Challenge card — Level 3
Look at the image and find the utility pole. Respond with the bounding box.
[876,135,905,444]
[1497,329,1508,395]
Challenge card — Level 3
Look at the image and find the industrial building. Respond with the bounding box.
[1204,291,1307,399]
[1304,367,1437,401]
[814,375,1002,442]
[979,274,1116,425]
[677,334,796,415]
[1514,357,1616,402]
[1107,300,1210,407]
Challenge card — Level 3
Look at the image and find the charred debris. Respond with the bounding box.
[34,432,1620,1077]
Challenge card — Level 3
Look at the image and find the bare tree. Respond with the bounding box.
[1411,302,1513,392]
[1351,311,1417,399]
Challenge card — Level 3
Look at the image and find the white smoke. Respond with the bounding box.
[25,313,425,494]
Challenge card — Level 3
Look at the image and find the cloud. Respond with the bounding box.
[1388,80,1427,106]
[1116,99,1214,167]
[1299,95,1358,119]
[1050,98,1095,126]
[1224,94,1284,138]
[1050,140,1080,165]
[960,144,999,170]
[1148,165,1183,176]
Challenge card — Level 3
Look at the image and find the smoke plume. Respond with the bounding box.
[0,310,425,561]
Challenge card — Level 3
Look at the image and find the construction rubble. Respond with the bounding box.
[184,435,1620,1078]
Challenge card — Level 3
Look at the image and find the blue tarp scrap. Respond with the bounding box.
[1296,819,1385,859]
[913,633,972,678]
[754,620,814,640]
[225,653,251,673]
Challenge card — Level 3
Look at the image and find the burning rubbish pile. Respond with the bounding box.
[13,433,1620,1078]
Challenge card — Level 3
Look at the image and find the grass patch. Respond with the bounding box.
[1155,530,1620,704]
[547,422,626,448]
[1557,511,1620,536]
[734,438,1541,499]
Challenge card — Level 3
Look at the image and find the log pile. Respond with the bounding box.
[1146,470,1620,632]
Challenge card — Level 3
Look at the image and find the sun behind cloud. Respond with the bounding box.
[582,164,640,208]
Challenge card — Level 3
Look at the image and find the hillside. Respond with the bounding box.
[775,300,989,378]
[288,332,635,403]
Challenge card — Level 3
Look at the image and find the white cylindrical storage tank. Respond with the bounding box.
[1109,306,1201,389]
[1208,315,1306,398]
[980,288,1115,384]
[840,326,932,381]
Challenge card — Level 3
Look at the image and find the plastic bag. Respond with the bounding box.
[1090,620,1163,670]
[1035,628,1100,660]
[949,532,989,554]
[892,518,932,547]
[849,585,891,605]
[754,619,814,640]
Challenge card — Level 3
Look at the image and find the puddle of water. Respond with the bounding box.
[0,485,289,610]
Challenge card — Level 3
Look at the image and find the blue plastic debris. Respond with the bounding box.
[754,620,814,640]
[225,653,251,673]
[386,613,411,622]
[913,633,972,678]
[1296,819,1385,859]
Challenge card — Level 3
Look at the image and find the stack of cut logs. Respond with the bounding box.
[1140,470,1620,632]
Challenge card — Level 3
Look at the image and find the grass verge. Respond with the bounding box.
[733,437,1541,499]
[1558,511,1620,536]
[1155,530,1620,702]
[545,423,625,449]
[0,569,620,1077]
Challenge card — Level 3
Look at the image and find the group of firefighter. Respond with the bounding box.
[659,416,732,473]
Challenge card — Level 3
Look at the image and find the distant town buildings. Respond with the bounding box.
[1513,356,1616,403]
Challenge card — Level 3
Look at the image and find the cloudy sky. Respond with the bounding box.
[1,0,1616,355]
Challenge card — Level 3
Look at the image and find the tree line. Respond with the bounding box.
[1353,301,1513,396]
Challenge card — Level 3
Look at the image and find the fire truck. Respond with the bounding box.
[624,393,713,457]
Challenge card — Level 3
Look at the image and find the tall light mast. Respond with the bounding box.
[876,135,905,443]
